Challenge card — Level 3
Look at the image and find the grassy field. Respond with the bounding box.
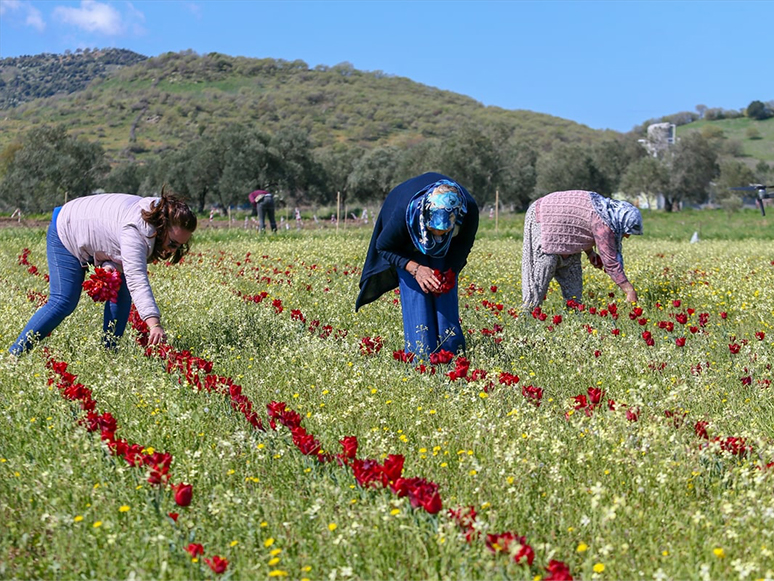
[1,211,773,579]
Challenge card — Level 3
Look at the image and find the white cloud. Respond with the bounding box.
[52,0,124,35]
[25,4,45,31]
[0,0,22,17]
[1,0,45,30]
[125,1,147,36]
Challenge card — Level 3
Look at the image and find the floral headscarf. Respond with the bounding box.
[406,180,467,257]
[589,192,643,266]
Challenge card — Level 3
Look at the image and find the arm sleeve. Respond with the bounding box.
[591,212,629,286]
[120,223,161,321]
[375,208,414,271]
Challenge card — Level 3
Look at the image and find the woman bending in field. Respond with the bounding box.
[356,173,479,357]
[9,189,197,356]
[521,190,642,309]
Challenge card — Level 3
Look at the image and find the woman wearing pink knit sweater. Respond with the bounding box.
[521,190,642,308]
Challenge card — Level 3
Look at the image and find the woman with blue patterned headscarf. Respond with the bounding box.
[521,190,642,309]
[356,173,479,358]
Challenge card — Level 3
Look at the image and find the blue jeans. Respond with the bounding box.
[396,256,465,358]
[9,208,132,355]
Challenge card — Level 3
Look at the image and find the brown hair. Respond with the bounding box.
[142,185,198,264]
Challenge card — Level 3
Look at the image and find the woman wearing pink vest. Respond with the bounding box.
[521,190,642,309]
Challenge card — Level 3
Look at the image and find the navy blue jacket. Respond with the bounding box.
[355,172,479,311]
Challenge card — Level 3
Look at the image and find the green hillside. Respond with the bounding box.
[0,50,615,161]
[676,117,774,163]
[0,48,147,108]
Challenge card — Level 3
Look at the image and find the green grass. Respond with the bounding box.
[1,216,774,579]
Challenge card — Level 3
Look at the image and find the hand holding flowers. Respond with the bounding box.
[431,268,455,297]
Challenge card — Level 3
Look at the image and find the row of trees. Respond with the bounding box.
[0,122,771,215]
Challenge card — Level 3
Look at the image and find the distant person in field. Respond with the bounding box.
[295,207,303,229]
[9,189,197,356]
[521,190,642,309]
[249,189,277,232]
[356,173,479,357]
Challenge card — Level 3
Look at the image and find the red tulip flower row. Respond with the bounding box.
[40,352,230,574]
[265,400,446,514]
[43,355,196,505]
[39,341,235,574]
[129,308,266,431]
[235,290,349,341]
[82,267,122,303]
[18,247,49,282]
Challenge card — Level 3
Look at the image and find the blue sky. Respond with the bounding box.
[1,0,772,132]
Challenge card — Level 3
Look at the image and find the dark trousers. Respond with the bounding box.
[259,200,277,232]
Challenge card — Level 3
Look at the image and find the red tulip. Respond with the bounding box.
[339,436,358,460]
[204,555,228,574]
[382,454,405,482]
[173,482,193,507]
[545,559,574,580]
[185,543,204,558]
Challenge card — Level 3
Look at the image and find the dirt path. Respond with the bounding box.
[0,217,50,229]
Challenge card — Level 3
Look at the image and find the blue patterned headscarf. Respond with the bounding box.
[589,192,643,267]
[406,179,467,257]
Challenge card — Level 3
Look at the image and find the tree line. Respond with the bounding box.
[0,122,771,215]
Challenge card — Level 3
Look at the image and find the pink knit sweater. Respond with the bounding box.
[535,190,628,286]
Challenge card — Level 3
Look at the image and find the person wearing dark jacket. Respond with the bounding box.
[356,173,479,357]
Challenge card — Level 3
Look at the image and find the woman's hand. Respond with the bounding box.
[145,317,168,345]
[620,282,638,304]
[407,262,441,294]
